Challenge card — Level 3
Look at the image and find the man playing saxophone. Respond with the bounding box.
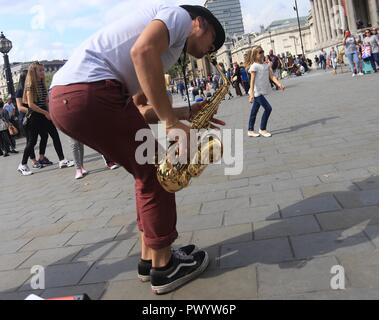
[49,5,225,295]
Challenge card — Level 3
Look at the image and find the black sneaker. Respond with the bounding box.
[150,250,209,295]
[32,162,44,169]
[39,157,53,166]
[138,245,197,283]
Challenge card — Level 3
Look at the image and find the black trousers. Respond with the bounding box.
[23,121,48,161]
[0,130,12,154]
[22,114,65,165]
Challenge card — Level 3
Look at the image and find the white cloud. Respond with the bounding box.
[1,0,310,62]
[7,30,73,62]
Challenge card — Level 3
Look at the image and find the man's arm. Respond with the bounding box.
[131,20,178,127]
[133,92,190,124]
[269,68,284,90]
[248,71,256,103]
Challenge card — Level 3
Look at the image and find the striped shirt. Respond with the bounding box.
[36,81,48,111]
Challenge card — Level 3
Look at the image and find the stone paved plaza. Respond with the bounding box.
[1,69,379,300]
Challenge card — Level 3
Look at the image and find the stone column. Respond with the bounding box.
[338,0,349,34]
[334,0,343,36]
[321,0,333,41]
[335,0,343,37]
[315,0,324,43]
[315,0,326,44]
[368,0,379,27]
[311,0,321,43]
[345,0,358,33]
[328,0,338,39]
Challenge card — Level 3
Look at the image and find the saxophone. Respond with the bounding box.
[157,54,231,193]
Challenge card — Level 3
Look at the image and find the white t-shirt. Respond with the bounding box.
[249,63,271,97]
[51,4,192,95]
[363,35,379,54]
[345,36,357,55]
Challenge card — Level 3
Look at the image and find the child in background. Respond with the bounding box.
[246,46,285,138]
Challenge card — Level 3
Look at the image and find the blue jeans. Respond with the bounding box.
[346,52,359,73]
[248,95,272,131]
[372,52,379,70]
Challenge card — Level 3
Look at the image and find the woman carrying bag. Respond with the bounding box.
[0,105,12,157]
[231,62,243,96]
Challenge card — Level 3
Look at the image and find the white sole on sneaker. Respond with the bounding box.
[138,275,151,283]
[18,170,33,176]
[248,132,260,138]
[138,246,200,284]
[151,252,209,295]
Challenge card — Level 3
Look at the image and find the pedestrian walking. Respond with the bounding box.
[246,46,285,138]
[330,47,338,75]
[18,62,74,176]
[363,29,378,72]
[344,30,361,77]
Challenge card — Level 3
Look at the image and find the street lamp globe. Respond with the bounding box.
[0,32,13,55]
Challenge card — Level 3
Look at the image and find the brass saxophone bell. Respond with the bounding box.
[156,54,231,193]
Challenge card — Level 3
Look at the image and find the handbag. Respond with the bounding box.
[8,124,18,136]
[362,45,372,60]
[22,110,33,127]
[0,118,7,132]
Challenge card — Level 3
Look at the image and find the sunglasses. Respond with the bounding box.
[258,51,264,54]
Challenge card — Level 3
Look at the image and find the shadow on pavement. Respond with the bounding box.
[272,117,339,134]
[1,175,379,299]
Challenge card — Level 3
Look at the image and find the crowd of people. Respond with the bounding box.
[4,28,377,179]
[315,28,379,76]
[170,49,289,105]
[0,62,120,179]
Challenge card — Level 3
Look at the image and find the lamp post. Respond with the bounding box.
[293,0,305,58]
[269,31,275,53]
[0,32,15,101]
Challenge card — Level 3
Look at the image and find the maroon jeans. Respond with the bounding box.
[50,80,178,250]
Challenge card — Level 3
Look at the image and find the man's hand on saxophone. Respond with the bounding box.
[134,93,225,129]
[189,101,226,129]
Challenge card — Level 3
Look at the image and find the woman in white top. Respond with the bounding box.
[330,47,338,75]
[246,46,284,138]
[343,30,361,76]
[363,29,379,72]
[374,28,379,68]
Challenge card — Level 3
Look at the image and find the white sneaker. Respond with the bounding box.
[259,130,272,138]
[18,164,33,176]
[59,159,75,169]
[75,171,84,180]
[352,73,356,77]
[248,131,260,138]
[358,72,364,76]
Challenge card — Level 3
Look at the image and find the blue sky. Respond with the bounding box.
[0,0,310,62]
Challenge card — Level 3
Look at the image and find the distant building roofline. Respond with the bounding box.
[266,16,308,32]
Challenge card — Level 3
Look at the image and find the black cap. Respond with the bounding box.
[180,5,225,52]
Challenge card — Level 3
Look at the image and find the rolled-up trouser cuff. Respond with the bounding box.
[143,229,178,250]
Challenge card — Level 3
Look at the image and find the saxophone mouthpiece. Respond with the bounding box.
[207,53,218,66]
